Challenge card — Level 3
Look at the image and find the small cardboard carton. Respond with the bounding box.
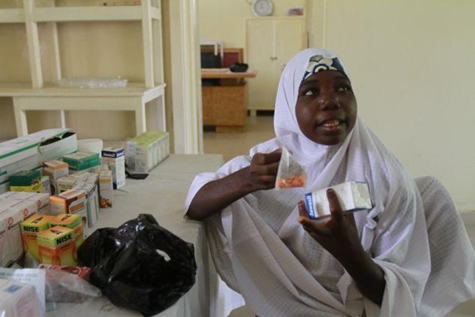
[43,160,69,195]
[101,147,126,189]
[49,214,84,248]
[20,214,54,261]
[37,226,77,266]
[98,169,113,209]
[9,170,43,193]
[49,190,88,236]
[62,152,100,174]
[0,280,41,317]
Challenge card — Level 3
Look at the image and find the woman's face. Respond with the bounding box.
[295,70,357,145]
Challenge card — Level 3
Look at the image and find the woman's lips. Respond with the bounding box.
[318,120,346,133]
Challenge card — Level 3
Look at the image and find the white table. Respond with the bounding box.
[46,154,243,317]
[0,83,166,137]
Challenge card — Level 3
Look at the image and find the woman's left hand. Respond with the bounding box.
[297,189,364,264]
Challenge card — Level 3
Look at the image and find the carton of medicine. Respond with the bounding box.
[21,214,54,260]
[9,170,43,193]
[43,160,69,195]
[98,169,113,209]
[63,152,100,173]
[37,226,77,266]
[49,213,84,248]
[304,181,372,220]
[101,147,126,189]
[0,280,41,317]
[49,190,88,234]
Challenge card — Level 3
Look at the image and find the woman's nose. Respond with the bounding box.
[318,92,340,110]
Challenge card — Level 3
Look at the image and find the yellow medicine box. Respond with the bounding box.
[49,213,84,248]
[37,226,77,266]
[20,214,54,261]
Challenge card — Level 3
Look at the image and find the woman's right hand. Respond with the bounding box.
[245,150,282,192]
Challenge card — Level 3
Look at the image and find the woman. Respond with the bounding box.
[185,49,474,316]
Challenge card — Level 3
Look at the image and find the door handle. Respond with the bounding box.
[270,57,278,61]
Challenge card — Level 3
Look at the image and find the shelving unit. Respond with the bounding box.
[0,0,166,137]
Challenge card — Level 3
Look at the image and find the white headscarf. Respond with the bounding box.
[185,48,475,316]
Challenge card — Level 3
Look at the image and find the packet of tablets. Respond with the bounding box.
[304,181,372,220]
[275,146,307,190]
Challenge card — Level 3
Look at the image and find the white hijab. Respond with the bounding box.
[185,48,474,316]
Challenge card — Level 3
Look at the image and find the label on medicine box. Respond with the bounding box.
[304,181,372,219]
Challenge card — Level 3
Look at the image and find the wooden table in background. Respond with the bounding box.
[201,69,257,133]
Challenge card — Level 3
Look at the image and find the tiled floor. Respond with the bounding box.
[203,114,275,163]
[203,115,475,317]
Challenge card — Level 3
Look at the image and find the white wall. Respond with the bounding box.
[309,0,475,210]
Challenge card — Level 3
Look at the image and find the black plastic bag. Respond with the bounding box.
[78,214,197,316]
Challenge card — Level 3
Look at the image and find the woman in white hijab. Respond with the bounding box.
[185,48,475,316]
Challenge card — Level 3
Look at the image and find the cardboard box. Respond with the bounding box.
[20,214,54,261]
[304,181,372,219]
[0,193,50,267]
[37,264,91,279]
[0,280,41,317]
[62,152,100,174]
[0,192,50,215]
[9,170,43,193]
[98,169,113,209]
[125,132,170,174]
[57,172,99,230]
[0,129,77,184]
[101,147,126,189]
[49,190,88,236]
[37,226,77,266]
[43,160,69,195]
[49,214,84,248]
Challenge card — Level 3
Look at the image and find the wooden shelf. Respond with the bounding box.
[0,9,24,23]
[0,82,166,97]
[33,6,143,22]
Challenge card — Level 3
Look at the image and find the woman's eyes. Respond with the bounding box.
[337,84,351,92]
[303,89,318,96]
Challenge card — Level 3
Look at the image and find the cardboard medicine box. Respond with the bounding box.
[43,160,69,195]
[37,226,77,266]
[0,280,41,317]
[49,213,84,248]
[49,189,88,236]
[9,170,43,193]
[101,147,126,189]
[98,169,113,209]
[20,214,54,261]
[62,152,100,173]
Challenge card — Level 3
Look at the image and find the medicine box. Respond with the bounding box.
[49,213,84,248]
[21,214,54,261]
[98,169,113,209]
[62,152,100,173]
[37,226,77,266]
[125,132,170,173]
[304,181,372,219]
[49,190,88,236]
[43,160,69,195]
[101,147,126,189]
[0,280,41,317]
[9,170,43,193]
